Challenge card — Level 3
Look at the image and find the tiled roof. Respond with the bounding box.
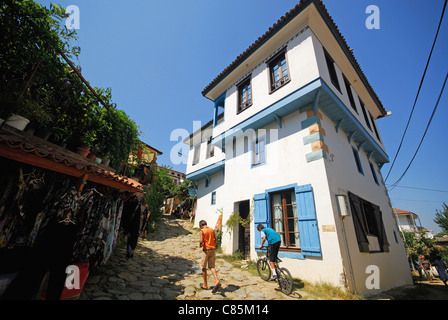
[393,208,418,216]
[0,124,142,192]
[202,0,386,116]
[393,208,412,215]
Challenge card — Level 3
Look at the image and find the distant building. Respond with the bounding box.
[393,208,434,239]
[159,166,186,185]
[125,142,163,184]
[393,208,421,233]
[185,0,412,295]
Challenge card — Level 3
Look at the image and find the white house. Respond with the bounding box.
[393,208,434,239]
[393,208,421,233]
[184,0,412,296]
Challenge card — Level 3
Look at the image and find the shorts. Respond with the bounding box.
[268,241,281,263]
[201,249,216,269]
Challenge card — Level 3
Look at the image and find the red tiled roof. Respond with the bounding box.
[202,0,386,116]
[393,208,413,215]
[0,124,142,192]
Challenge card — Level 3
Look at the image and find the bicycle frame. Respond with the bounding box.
[257,246,293,295]
[261,246,281,265]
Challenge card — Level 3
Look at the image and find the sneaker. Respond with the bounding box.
[270,275,278,281]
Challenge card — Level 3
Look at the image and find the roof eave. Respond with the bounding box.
[201,0,387,116]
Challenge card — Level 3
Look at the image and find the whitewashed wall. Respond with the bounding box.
[186,21,412,295]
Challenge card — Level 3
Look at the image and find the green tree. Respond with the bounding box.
[142,166,176,231]
[0,1,141,171]
[0,1,79,120]
[434,203,448,236]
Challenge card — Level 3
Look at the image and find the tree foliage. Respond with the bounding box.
[142,167,175,228]
[0,1,140,171]
[434,202,448,236]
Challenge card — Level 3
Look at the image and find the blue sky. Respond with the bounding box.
[37,0,447,234]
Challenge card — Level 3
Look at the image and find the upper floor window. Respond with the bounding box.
[358,98,372,131]
[369,162,379,185]
[369,112,382,142]
[238,76,252,113]
[252,137,266,167]
[206,137,214,159]
[352,146,364,175]
[211,191,216,205]
[268,50,290,93]
[323,48,341,93]
[343,74,357,114]
[192,144,201,166]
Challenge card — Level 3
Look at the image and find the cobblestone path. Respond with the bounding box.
[80,215,304,300]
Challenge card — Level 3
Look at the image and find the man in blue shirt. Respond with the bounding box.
[257,224,281,279]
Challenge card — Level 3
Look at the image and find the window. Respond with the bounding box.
[254,184,322,257]
[238,77,252,113]
[352,147,364,175]
[369,162,379,185]
[369,113,382,142]
[206,137,214,159]
[213,93,225,127]
[252,137,266,166]
[270,190,300,251]
[343,75,357,113]
[268,51,290,93]
[348,192,390,253]
[323,48,341,93]
[192,144,201,166]
[358,98,372,131]
[211,191,216,205]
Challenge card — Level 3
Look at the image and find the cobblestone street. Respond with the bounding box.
[80,215,304,300]
[80,214,448,301]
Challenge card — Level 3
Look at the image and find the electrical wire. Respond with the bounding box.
[388,71,448,191]
[384,0,447,182]
[387,185,448,193]
[390,198,446,203]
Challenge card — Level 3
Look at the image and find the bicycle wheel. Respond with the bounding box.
[277,267,293,295]
[257,258,271,281]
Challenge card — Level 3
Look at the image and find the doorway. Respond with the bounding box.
[236,200,250,260]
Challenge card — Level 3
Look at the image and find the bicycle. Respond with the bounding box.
[256,246,294,295]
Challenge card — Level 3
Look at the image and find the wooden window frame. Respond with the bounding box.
[352,146,364,175]
[206,136,214,159]
[343,74,358,114]
[369,112,382,142]
[237,76,252,114]
[192,143,201,166]
[369,162,379,185]
[359,97,373,131]
[349,193,389,253]
[323,48,341,93]
[252,136,266,167]
[268,50,290,94]
[270,189,301,253]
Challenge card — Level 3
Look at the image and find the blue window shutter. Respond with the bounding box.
[295,184,322,257]
[254,193,269,251]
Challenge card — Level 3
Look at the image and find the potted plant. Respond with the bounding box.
[4,113,30,131]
